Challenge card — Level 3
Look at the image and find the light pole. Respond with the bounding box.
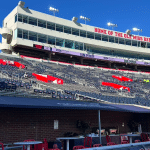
[132,28,142,35]
[80,16,90,24]
[107,22,117,30]
[49,7,59,16]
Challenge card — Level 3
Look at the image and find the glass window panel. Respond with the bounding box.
[90,47,100,53]
[15,14,18,22]
[29,17,37,26]
[23,30,28,39]
[56,24,63,32]
[137,41,141,47]
[125,39,131,46]
[38,34,46,43]
[141,42,146,48]
[23,15,28,23]
[17,29,22,38]
[65,40,74,49]
[102,35,108,42]
[48,36,55,45]
[64,26,71,34]
[87,32,94,39]
[95,34,101,40]
[18,14,22,22]
[14,29,17,39]
[47,22,55,30]
[147,43,150,48]
[114,37,119,43]
[132,40,137,47]
[29,31,37,41]
[75,42,83,50]
[80,30,86,37]
[56,38,64,47]
[119,38,124,44]
[38,19,46,28]
[109,36,114,43]
[72,28,79,36]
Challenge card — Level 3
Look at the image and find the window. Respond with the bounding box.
[75,42,83,50]
[23,15,28,23]
[137,41,141,47]
[29,17,37,26]
[56,24,63,32]
[119,38,124,45]
[29,31,37,41]
[114,37,119,44]
[15,14,18,22]
[18,14,22,22]
[17,29,22,38]
[109,36,115,43]
[47,22,55,30]
[147,43,150,48]
[56,38,64,47]
[23,30,28,39]
[132,40,137,47]
[102,35,108,42]
[87,32,94,39]
[72,28,79,36]
[14,29,17,39]
[64,26,71,34]
[95,34,101,40]
[48,36,55,45]
[38,19,46,28]
[65,40,74,49]
[80,30,86,37]
[38,34,46,43]
[125,39,131,46]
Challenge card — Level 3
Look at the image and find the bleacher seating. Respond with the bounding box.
[0,54,150,107]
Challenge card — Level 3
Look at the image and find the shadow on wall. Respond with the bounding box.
[22,7,32,14]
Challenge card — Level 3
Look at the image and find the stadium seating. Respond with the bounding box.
[0,53,150,107]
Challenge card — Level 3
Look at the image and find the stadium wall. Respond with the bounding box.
[0,108,148,143]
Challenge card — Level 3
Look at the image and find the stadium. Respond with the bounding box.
[0,1,150,150]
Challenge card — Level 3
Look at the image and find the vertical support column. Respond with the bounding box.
[98,110,102,144]
[80,58,83,64]
[48,52,51,60]
[108,62,111,68]
[135,65,137,70]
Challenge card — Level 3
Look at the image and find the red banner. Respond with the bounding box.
[32,73,63,84]
[112,75,133,82]
[102,82,130,92]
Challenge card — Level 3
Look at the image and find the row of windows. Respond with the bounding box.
[15,29,85,50]
[15,28,150,60]
[15,14,150,48]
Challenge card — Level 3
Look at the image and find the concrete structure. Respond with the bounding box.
[1,1,150,70]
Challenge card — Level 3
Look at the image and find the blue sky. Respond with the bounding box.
[0,0,150,45]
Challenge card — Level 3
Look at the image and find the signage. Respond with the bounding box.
[33,44,150,66]
[95,27,150,43]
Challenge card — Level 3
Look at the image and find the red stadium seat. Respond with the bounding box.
[73,146,85,150]
[93,144,102,147]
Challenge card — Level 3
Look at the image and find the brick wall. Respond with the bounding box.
[0,108,148,143]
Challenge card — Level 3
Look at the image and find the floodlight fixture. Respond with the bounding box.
[132,28,142,32]
[107,22,117,30]
[49,7,59,16]
[80,16,90,24]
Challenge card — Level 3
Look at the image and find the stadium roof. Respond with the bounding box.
[0,96,150,113]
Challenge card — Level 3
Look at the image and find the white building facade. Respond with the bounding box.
[1,1,150,69]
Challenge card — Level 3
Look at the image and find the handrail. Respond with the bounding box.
[84,141,150,150]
